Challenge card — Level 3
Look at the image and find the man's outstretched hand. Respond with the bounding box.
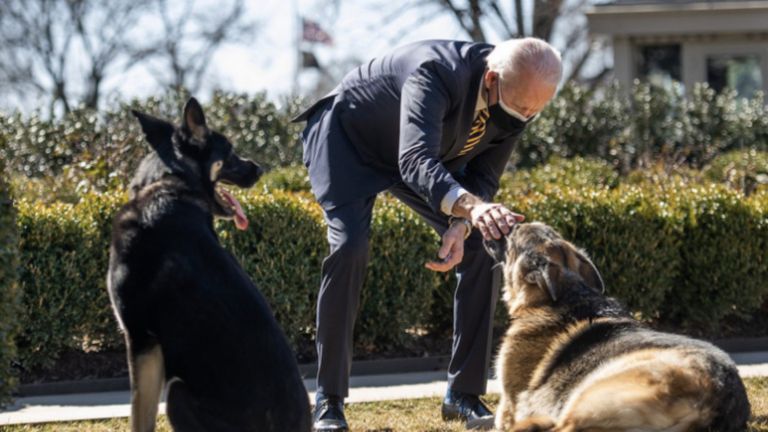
[425,221,467,272]
[453,193,525,240]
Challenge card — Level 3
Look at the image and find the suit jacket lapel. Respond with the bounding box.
[444,46,492,161]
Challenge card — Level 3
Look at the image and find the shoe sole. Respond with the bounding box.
[465,415,494,430]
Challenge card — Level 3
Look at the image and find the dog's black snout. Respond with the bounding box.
[253,162,264,180]
[219,154,263,188]
[483,236,508,265]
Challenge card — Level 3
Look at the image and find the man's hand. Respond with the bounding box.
[452,193,525,240]
[425,222,467,272]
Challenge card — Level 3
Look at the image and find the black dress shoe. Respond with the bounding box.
[441,389,494,429]
[313,395,348,432]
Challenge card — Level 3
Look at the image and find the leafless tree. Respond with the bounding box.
[0,0,256,115]
[362,0,611,84]
[144,0,255,94]
[0,0,150,115]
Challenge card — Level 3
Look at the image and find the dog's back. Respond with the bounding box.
[515,318,749,432]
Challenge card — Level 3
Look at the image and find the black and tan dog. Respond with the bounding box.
[484,222,750,432]
[107,98,311,431]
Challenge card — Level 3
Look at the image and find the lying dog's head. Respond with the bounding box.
[484,222,605,310]
[130,98,262,230]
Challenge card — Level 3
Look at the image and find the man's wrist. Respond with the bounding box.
[440,186,469,216]
[451,193,482,220]
[448,216,472,239]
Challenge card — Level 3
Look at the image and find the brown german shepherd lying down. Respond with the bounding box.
[484,222,750,432]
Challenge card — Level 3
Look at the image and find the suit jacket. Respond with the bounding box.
[294,39,525,212]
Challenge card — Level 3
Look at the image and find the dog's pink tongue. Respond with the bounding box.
[219,189,249,231]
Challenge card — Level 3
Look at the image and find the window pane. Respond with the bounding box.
[707,55,763,98]
[637,44,682,88]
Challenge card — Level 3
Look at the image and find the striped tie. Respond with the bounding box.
[458,108,489,156]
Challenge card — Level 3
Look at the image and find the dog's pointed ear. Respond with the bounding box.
[575,251,605,294]
[132,110,174,153]
[523,257,560,302]
[483,236,508,265]
[182,97,208,143]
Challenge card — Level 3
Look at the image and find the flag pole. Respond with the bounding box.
[293,0,300,96]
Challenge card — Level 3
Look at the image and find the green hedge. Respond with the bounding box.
[0,166,20,407]
[13,190,444,369]
[9,181,768,371]
[15,194,125,369]
[0,91,305,201]
[3,82,767,204]
[503,186,681,321]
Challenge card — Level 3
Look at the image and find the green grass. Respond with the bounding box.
[3,377,767,431]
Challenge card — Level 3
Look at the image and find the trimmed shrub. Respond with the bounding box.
[661,185,768,333]
[259,165,312,193]
[703,149,768,196]
[6,158,768,377]
[0,166,21,406]
[1,91,305,200]
[515,81,768,172]
[501,156,620,194]
[503,185,681,320]
[14,190,443,369]
[15,193,124,370]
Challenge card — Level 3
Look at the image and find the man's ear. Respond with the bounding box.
[132,110,174,153]
[182,97,208,143]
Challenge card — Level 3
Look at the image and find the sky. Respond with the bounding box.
[117,0,471,105]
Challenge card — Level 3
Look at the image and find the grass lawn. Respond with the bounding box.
[3,377,767,431]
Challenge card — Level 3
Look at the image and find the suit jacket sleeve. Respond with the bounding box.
[398,61,464,214]
[458,132,522,202]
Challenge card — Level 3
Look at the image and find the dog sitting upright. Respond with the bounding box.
[485,222,750,432]
[107,98,311,432]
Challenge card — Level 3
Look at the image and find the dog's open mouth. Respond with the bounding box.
[215,184,249,231]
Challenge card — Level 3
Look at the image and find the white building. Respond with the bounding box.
[587,0,768,97]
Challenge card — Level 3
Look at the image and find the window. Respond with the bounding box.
[706,54,763,98]
[637,44,682,88]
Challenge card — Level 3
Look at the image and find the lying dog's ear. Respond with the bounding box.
[575,251,605,294]
[545,240,605,295]
[483,236,508,265]
[522,255,560,302]
[132,110,175,154]
[182,97,209,144]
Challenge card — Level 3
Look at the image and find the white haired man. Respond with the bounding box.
[293,38,562,431]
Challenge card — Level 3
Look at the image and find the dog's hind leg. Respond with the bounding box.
[511,416,556,431]
[165,378,206,432]
[556,356,712,432]
[166,378,240,432]
[128,343,164,432]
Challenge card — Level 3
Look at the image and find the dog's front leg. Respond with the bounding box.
[128,343,165,432]
[495,392,517,431]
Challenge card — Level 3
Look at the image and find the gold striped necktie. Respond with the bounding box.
[458,108,489,156]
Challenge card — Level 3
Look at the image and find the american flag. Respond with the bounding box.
[302,18,333,45]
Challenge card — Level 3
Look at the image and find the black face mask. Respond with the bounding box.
[488,103,530,133]
[486,86,534,133]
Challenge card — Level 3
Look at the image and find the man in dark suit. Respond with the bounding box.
[294,37,562,431]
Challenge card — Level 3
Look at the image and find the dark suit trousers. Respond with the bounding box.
[316,182,500,398]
